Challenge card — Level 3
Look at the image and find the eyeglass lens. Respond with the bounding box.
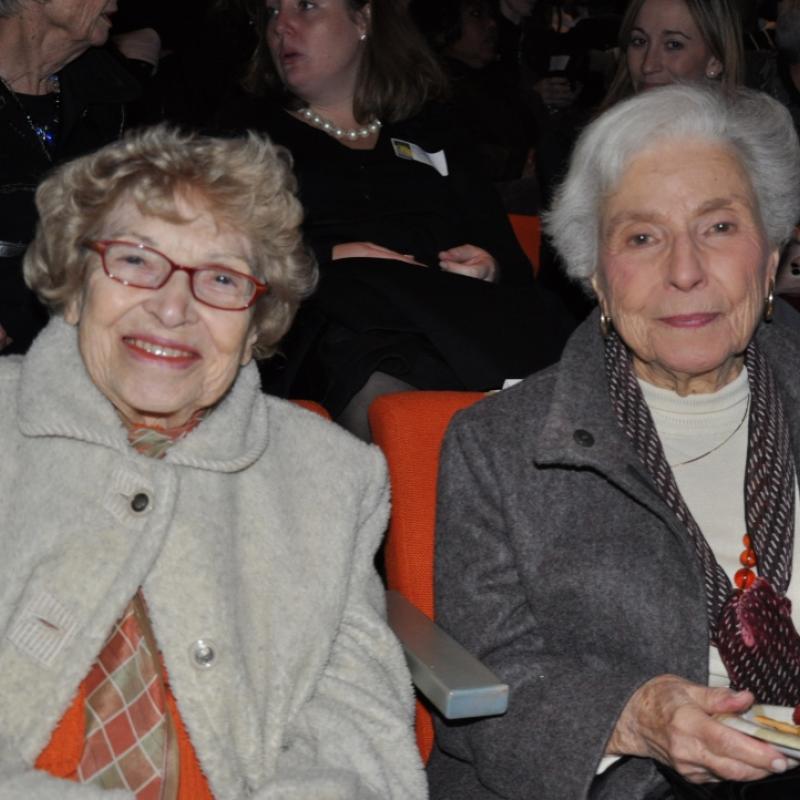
[104,242,257,309]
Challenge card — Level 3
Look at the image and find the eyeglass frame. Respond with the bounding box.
[84,239,269,311]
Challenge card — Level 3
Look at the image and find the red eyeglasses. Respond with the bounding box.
[85,240,269,311]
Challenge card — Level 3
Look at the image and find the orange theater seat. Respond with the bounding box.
[508,213,542,275]
[291,398,331,418]
[369,390,484,762]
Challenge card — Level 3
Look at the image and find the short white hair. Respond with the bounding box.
[545,84,800,293]
[0,0,24,17]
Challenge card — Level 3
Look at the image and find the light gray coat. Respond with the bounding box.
[427,310,800,800]
[0,319,427,800]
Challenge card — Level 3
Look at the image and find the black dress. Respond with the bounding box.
[0,47,140,355]
[223,100,574,414]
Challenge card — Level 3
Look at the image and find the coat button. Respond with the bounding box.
[191,639,217,669]
[131,493,149,512]
[131,492,150,514]
[573,429,595,447]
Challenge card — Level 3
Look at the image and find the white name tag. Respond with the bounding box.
[391,138,449,177]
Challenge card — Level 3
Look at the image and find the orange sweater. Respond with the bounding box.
[35,682,214,799]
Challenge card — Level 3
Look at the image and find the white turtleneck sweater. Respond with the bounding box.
[639,367,800,686]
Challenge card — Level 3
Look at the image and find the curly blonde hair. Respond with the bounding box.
[24,125,317,358]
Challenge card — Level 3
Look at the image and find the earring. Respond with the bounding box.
[360,32,367,41]
[707,70,717,79]
[600,308,613,338]
[764,278,775,322]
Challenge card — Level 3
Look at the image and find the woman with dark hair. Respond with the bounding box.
[226,0,572,440]
[408,0,539,191]
[601,0,744,110]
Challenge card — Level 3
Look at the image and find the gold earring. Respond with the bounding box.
[764,278,775,322]
[600,308,613,338]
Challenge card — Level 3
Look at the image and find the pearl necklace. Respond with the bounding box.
[299,107,381,141]
[0,73,61,161]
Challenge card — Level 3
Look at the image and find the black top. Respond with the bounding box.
[0,46,140,354]
[225,100,534,284]
[221,99,574,413]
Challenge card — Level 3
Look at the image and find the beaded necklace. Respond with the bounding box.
[735,533,759,590]
[298,107,381,141]
[0,73,61,161]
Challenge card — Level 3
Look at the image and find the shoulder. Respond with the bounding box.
[61,46,141,102]
[216,97,300,146]
[263,395,387,492]
[446,367,559,450]
[389,102,467,152]
[0,354,23,393]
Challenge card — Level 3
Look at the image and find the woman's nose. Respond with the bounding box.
[641,45,661,75]
[667,236,705,291]
[143,270,197,326]
[272,7,292,36]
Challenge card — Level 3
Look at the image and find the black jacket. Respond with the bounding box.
[0,46,139,354]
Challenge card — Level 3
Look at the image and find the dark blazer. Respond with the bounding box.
[427,309,800,800]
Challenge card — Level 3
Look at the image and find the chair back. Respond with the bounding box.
[369,390,484,761]
[508,213,542,275]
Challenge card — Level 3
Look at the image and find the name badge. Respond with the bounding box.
[391,138,449,177]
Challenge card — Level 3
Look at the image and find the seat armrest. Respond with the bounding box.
[386,590,509,719]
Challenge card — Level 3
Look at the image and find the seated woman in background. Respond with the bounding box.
[225,0,573,440]
[0,126,426,799]
[600,0,743,110]
[408,0,540,201]
[429,85,800,799]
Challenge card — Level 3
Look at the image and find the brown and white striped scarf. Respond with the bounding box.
[604,331,800,704]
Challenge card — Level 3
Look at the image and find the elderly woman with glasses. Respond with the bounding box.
[428,85,800,799]
[0,125,426,800]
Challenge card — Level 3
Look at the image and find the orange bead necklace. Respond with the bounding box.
[734,533,758,590]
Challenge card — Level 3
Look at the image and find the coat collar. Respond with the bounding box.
[17,317,269,472]
[532,308,643,478]
[532,306,800,503]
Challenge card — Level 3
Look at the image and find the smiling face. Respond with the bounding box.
[39,0,117,49]
[593,139,779,395]
[265,0,370,107]
[626,0,721,92]
[66,195,258,428]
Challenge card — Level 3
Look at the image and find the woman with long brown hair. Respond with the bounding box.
[601,0,743,110]
[225,0,572,440]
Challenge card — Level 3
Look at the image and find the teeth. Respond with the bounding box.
[129,339,193,358]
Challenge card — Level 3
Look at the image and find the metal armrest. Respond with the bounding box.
[386,590,509,720]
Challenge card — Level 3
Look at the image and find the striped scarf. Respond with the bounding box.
[604,331,800,704]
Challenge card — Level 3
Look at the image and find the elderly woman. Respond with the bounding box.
[600,0,743,110]
[427,85,800,799]
[0,126,426,799]
[0,0,141,355]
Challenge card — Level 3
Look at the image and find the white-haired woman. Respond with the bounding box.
[428,85,800,799]
[0,126,425,800]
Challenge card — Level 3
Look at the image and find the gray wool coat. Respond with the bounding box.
[426,309,800,800]
[0,318,427,800]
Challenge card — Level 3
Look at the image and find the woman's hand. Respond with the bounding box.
[332,241,425,266]
[608,674,795,784]
[534,76,578,110]
[0,323,11,352]
[439,244,498,282]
